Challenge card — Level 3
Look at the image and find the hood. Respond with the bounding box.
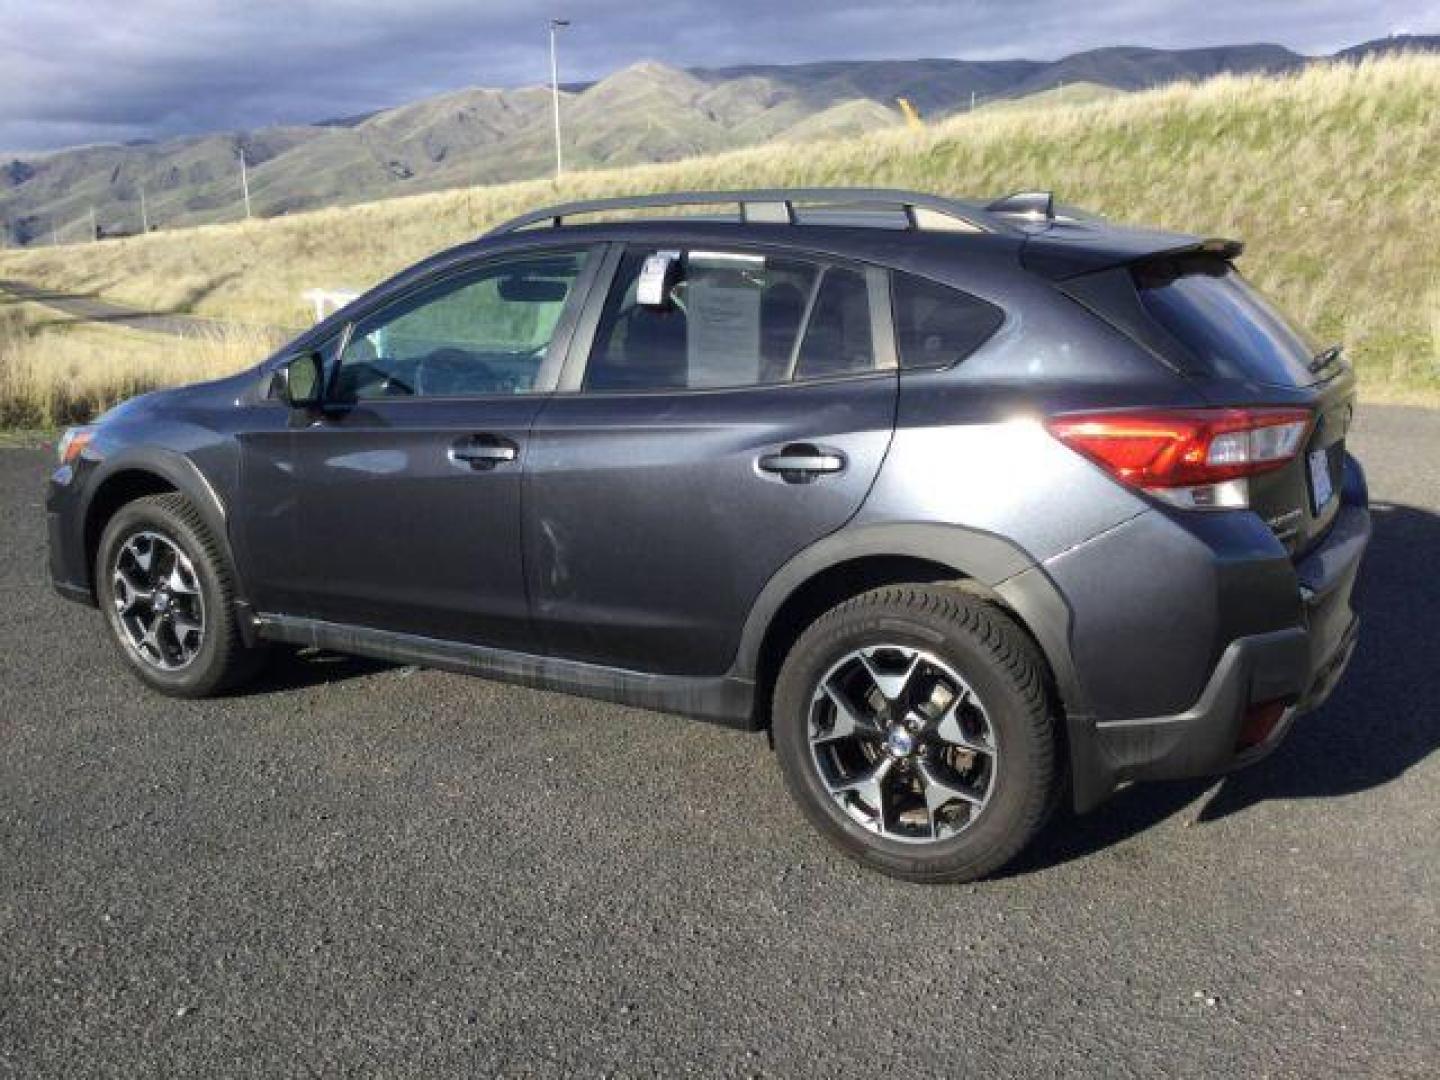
[97,368,260,426]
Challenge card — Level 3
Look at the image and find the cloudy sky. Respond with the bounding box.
[1,0,1435,153]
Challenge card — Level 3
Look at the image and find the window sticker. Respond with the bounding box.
[686,269,762,387]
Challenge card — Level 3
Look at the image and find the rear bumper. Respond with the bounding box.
[1068,493,1370,810]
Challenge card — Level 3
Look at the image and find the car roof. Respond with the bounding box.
[286,188,1237,354]
[476,187,1233,280]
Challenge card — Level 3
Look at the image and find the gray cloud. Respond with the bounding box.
[1,0,1435,151]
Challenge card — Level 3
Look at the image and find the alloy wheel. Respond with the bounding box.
[111,530,206,671]
[808,644,997,843]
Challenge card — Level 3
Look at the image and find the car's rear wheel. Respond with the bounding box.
[773,584,1058,883]
[96,493,265,698]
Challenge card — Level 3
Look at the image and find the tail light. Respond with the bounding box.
[1045,407,1312,510]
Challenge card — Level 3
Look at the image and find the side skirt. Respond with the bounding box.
[254,614,759,729]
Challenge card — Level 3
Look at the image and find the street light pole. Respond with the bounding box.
[238,146,252,220]
[549,18,570,181]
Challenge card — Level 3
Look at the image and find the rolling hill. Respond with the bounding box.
[3,35,1434,248]
[1,53,1437,409]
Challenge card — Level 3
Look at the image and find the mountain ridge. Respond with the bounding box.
[2,35,1435,247]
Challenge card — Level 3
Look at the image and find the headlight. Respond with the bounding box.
[57,426,96,466]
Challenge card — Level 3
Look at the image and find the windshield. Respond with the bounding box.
[1135,257,1323,387]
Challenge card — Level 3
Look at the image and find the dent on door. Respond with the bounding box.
[525,375,898,676]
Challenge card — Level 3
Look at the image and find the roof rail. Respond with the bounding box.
[483,188,997,237]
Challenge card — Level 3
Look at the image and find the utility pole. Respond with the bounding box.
[90,206,98,242]
[549,18,570,181]
[970,90,977,111]
[238,146,252,219]
[139,182,149,233]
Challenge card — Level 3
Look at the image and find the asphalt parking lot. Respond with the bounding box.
[2,406,1436,1078]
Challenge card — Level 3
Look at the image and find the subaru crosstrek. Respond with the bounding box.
[47,188,1369,882]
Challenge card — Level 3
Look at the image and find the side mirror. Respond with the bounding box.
[274,351,324,408]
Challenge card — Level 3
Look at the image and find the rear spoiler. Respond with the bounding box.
[1021,221,1244,280]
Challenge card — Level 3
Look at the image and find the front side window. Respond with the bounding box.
[334,250,588,400]
[584,249,880,392]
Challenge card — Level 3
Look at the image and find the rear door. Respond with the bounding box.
[525,243,898,676]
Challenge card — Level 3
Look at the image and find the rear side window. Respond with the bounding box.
[793,267,874,380]
[891,272,1003,370]
[1135,257,1321,387]
[584,249,880,392]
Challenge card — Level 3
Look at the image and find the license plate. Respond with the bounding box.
[1308,448,1334,513]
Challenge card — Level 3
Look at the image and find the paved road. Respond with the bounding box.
[0,279,270,339]
[2,407,1437,1078]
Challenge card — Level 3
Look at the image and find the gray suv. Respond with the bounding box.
[47,188,1369,882]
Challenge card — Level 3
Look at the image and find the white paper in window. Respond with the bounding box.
[686,271,762,387]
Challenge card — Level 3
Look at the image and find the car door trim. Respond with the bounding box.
[556,242,624,393]
[867,264,899,370]
[253,612,757,727]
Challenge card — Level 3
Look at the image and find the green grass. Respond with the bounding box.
[2,53,1437,404]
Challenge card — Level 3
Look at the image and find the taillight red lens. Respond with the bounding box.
[1045,408,1312,489]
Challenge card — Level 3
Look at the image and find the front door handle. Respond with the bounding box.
[449,434,518,471]
[759,443,846,483]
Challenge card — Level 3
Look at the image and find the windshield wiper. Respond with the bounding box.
[1309,343,1344,374]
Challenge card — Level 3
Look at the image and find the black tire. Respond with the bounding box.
[772,584,1058,883]
[96,492,266,698]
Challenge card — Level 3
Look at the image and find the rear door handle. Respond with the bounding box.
[449,434,518,470]
[759,443,846,483]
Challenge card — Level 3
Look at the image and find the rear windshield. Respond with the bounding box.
[1135,256,1321,386]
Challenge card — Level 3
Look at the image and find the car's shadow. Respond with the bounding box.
[242,646,395,695]
[216,503,1438,871]
[1010,501,1440,875]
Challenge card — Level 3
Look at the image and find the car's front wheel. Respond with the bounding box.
[773,585,1059,883]
[96,493,265,698]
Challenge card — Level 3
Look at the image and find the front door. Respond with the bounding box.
[239,246,597,650]
[525,244,898,676]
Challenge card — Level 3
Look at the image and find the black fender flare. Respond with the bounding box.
[732,522,1040,681]
[731,521,1095,807]
[81,446,245,604]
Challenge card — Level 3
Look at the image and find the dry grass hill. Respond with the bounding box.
[0,52,1437,426]
[8,40,1417,246]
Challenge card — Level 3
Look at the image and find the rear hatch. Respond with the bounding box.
[1132,254,1355,557]
[1021,218,1355,558]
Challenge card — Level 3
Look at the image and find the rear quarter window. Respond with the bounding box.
[891,272,1004,370]
[1135,256,1322,387]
